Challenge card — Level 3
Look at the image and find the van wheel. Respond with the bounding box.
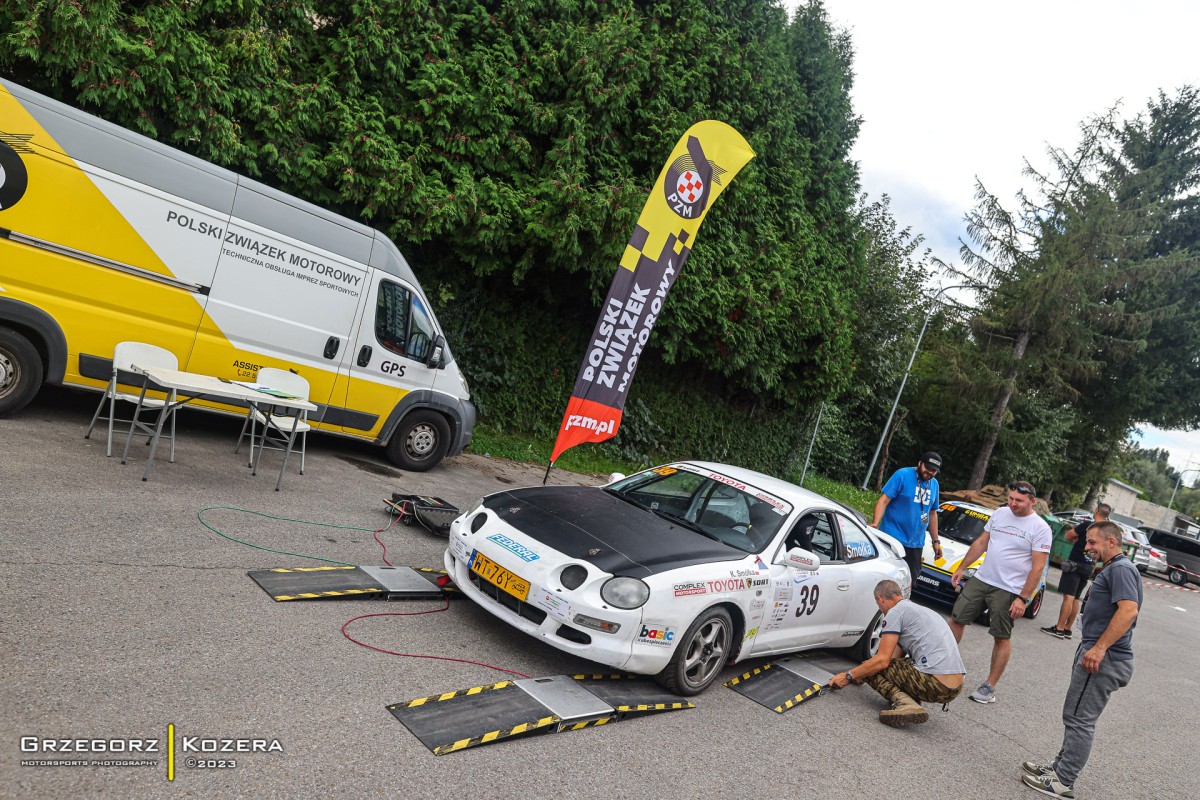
[0,327,42,416]
[655,606,732,696]
[386,410,450,471]
[1169,566,1188,586]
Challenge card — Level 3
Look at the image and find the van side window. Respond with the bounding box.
[407,295,435,361]
[376,281,436,361]
[376,282,411,356]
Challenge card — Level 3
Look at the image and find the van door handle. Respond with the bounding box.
[837,581,850,591]
[324,336,340,359]
[357,345,372,367]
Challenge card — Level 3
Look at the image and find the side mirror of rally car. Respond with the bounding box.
[780,547,819,571]
[606,472,626,484]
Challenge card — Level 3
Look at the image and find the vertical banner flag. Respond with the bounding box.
[550,121,755,463]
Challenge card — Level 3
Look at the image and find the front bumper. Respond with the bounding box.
[911,564,959,608]
[444,540,674,676]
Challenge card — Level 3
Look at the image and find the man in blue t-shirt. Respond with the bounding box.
[1021,520,1142,799]
[872,451,943,585]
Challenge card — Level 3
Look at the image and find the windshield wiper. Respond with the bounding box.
[602,486,648,510]
[650,508,721,542]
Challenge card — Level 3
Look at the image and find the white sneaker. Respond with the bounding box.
[969,683,996,703]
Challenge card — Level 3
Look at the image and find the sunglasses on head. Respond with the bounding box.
[1008,484,1035,497]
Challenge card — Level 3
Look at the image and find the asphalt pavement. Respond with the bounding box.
[2,386,1197,800]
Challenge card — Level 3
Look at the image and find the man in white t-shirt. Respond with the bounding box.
[948,481,1051,705]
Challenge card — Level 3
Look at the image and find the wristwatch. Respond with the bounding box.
[1019,595,1031,603]
[845,670,855,682]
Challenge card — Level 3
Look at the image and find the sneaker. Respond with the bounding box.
[1040,625,1066,639]
[1022,761,1056,778]
[969,683,997,703]
[1061,628,1073,639]
[1021,771,1074,798]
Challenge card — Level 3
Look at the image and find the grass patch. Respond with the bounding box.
[468,424,878,515]
[467,424,642,478]
[793,473,878,516]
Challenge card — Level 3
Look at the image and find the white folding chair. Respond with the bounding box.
[84,342,179,458]
[234,367,311,475]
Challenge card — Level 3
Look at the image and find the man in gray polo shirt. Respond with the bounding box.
[829,579,965,726]
[1021,520,1142,799]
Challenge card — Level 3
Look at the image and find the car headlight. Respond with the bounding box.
[470,512,487,533]
[560,564,588,590]
[600,576,650,609]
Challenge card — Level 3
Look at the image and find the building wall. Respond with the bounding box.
[1099,483,1140,517]
[1132,498,1175,531]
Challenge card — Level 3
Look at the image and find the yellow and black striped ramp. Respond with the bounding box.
[387,680,562,755]
[387,674,695,755]
[724,656,836,714]
[247,564,449,601]
[570,674,696,720]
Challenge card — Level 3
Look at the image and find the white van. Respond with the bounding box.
[0,79,473,469]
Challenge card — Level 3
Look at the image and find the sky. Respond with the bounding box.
[809,0,1200,477]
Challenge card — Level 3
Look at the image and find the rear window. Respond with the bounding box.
[938,503,990,546]
[1149,531,1200,557]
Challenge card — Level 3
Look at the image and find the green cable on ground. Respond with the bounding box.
[197,505,391,566]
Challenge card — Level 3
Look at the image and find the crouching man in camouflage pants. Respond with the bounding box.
[829,579,966,726]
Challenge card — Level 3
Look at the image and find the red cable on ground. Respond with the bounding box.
[340,603,532,679]
[372,506,406,566]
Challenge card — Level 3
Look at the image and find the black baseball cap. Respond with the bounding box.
[919,452,942,472]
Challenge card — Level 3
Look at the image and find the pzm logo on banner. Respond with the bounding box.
[563,414,615,436]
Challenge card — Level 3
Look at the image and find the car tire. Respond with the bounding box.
[1023,588,1043,619]
[385,410,451,471]
[1169,566,1189,586]
[655,606,732,696]
[0,326,43,417]
[848,610,884,662]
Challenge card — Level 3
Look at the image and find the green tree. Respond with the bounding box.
[1,1,910,473]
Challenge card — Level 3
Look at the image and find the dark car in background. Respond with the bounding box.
[1146,529,1200,585]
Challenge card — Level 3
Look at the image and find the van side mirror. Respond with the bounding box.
[426,335,446,368]
[779,547,820,571]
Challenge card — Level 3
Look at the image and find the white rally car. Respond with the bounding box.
[445,462,910,695]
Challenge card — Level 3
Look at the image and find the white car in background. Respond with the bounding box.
[445,462,910,695]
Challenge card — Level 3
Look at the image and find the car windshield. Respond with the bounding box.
[938,503,990,546]
[607,464,792,553]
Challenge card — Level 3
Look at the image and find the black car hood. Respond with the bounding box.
[481,486,745,579]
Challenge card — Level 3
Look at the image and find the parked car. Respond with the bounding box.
[1115,523,1151,572]
[1145,529,1200,585]
[445,461,910,695]
[1137,527,1170,575]
[913,501,1049,621]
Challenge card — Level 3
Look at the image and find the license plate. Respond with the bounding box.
[470,550,530,602]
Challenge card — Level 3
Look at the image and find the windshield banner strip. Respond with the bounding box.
[673,463,793,516]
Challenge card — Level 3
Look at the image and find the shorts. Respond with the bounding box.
[951,577,1018,639]
[1058,567,1088,599]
